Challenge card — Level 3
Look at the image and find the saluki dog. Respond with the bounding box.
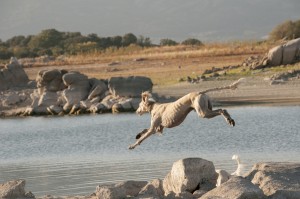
[129,78,244,149]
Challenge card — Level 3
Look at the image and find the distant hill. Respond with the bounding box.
[0,0,299,43]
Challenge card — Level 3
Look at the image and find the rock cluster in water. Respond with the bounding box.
[1,158,299,199]
[23,71,153,116]
[0,58,153,117]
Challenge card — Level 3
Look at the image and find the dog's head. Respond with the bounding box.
[136,91,156,115]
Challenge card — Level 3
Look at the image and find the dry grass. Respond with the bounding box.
[24,40,275,86]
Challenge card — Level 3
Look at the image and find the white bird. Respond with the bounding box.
[231,154,244,176]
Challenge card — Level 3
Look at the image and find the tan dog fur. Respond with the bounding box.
[129,79,244,149]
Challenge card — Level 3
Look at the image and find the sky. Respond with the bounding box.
[0,0,299,43]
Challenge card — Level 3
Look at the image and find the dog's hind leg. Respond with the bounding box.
[194,94,235,126]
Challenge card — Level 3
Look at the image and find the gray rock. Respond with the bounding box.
[95,184,126,199]
[36,69,66,92]
[0,57,29,90]
[47,105,63,115]
[246,162,300,199]
[0,179,27,198]
[62,72,91,108]
[138,179,164,198]
[282,38,300,65]
[267,38,300,66]
[163,158,217,195]
[115,180,148,197]
[268,45,283,66]
[112,98,135,113]
[88,78,108,100]
[108,76,153,97]
[216,169,231,187]
[200,176,265,199]
[2,92,22,106]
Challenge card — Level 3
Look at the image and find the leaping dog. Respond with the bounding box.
[129,78,244,150]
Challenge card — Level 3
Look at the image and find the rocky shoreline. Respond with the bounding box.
[1,158,299,199]
[0,58,155,117]
[2,54,300,118]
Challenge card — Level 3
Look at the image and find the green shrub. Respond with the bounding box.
[160,38,178,46]
[269,19,300,41]
[181,38,204,46]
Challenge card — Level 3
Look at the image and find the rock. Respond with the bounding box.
[246,162,300,198]
[0,57,29,90]
[89,103,107,113]
[269,69,300,82]
[216,169,231,187]
[115,180,148,197]
[282,38,300,65]
[2,92,22,106]
[200,176,265,199]
[32,91,59,114]
[28,69,68,115]
[130,98,141,110]
[47,105,63,115]
[108,76,153,97]
[162,158,217,195]
[95,184,126,199]
[112,98,136,113]
[36,69,66,92]
[138,179,164,198]
[0,179,27,198]
[62,72,91,107]
[267,38,300,66]
[268,45,284,66]
[88,78,108,100]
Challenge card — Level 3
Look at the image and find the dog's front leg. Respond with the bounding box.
[129,128,155,150]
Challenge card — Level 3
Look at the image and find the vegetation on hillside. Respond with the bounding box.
[0,29,203,60]
[269,19,300,41]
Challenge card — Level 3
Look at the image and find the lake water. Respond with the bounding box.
[0,106,300,196]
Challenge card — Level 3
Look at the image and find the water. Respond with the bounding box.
[0,106,299,196]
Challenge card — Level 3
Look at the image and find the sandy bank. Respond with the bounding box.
[154,77,300,106]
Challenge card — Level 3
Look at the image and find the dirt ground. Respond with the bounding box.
[1,52,299,117]
[154,78,300,106]
[22,53,300,106]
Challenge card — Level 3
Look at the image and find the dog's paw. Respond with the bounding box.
[228,119,235,127]
[128,145,135,150]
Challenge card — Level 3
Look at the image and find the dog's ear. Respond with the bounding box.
[141,92,149,102]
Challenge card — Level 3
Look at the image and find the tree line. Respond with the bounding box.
[1,18,299,60]
[0,29,203,60]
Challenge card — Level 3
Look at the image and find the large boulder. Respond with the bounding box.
[36,69,66,92]
[108,76,153,97]
[0,179,34,198]
[162,158,217,195]
[267,38,300,66]
[0,57,29,90]
[62,72,91,111]
[27,69,67,115]
[88,78,108,101]
[282,38,300,65]
[268,45,283,66]
[200,176,265,199]
[246,162,300,199]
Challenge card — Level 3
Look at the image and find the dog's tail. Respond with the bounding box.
[199,78,245,94]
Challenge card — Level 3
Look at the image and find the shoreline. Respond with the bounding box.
[1,81,300,118]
